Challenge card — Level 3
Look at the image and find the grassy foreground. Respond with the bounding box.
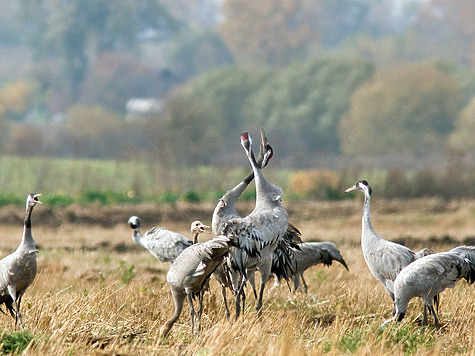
[0,199,473,355]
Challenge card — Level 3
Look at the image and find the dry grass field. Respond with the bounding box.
[0,198,473,355]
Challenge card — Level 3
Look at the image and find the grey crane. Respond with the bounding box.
[212,129,301,317]
[224,132,289,317]
[273,241,349,293]
[159,235,237,338]
[0,193,41,328]
[381,251,475,328]
[211,128,273,317]
[128,216,209,263]
[345,180,435,311]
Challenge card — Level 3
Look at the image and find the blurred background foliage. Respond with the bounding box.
[0,0,474,199]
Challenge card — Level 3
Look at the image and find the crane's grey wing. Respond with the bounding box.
[397,253,474,296]
[366,242,415,293]
[190,237,231,277]
[145,227,192,262]
[449,246,475,262]
[224,217,274,276]
[224,218,265,257]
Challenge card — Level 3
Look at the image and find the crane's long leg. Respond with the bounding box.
[422,305,428,326]
[256,263,272,317]
[197,291,204,335]
[428,304,439,328]
[256,282,265,317]
[301,275,309,293]
[235,281,244,320]
[221,286,230,319]
[16,293,24,328]
[292,274,300,292]
[433,294,440,313]
[7,286,22,329]
[160,289,185,338]
[188,293,196,335]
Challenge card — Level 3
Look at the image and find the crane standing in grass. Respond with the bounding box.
[224,132,289,317]
[381,251,475,328]
[345,180,436,314]
[0,193,41,328]
[211,129,273,317]
[160,234,237,337]
[128,216,209,263]
[212,129,301,318]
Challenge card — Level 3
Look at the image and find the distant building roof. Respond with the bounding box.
[126,98,163,116]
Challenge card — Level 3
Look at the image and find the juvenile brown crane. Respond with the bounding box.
[160,235,237,337]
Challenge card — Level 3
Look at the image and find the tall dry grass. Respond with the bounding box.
[0,199,473,355]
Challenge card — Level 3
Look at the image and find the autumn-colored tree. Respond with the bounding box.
[219,0,319,66]
[0,81,37,119]
[338,63,460,157]
[449,96,475,154]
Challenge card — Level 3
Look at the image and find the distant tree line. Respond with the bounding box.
[0,0,473,170]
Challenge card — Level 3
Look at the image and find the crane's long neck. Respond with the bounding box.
[246,146,268,207]
[193,232,199,244]
[132,229,147,248]
[21,205,36,249]
[362,192,376,240]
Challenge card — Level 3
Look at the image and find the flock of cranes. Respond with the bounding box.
[0,129,473,339]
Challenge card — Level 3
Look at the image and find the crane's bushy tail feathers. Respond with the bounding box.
[271,222,305,281]
[272,237,299,281]
[464,258,475,284]
[285,223,303,246]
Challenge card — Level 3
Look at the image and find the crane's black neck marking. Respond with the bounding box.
[24,206,33,229]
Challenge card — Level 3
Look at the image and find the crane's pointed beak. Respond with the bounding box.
[200,223,211,233]
[344,185,357,193]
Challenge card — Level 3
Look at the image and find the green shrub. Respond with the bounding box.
[159,191,180,204]
[119,261,135,284]
[339,328,363,353]
[79,190,108,205]
[183,190,201,203]
[0,331,34,354]
[42,194,75,207]
[0,193,24,206]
